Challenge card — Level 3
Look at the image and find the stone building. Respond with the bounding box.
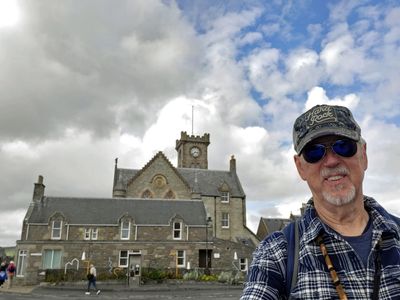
[256,204,306,240]
[15,132,258,285]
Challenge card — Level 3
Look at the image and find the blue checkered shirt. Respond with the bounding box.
[241,196,400,299]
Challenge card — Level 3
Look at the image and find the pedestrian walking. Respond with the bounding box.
[86,264,101,295]
[6,261,16,289]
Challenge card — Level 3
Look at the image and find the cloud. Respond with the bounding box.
[0,0,399,246]
[305,86,360,110]
[0,0,203,141]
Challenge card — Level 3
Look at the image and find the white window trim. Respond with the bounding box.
[17,250,28,277]
[239,258,248,271]
[176,250,186,268]
[173,222,182,240]
[51,220,62,240]
[221,213,230,228]
[84,228,91,240]
[221,191,230,203]
[120,220,131,240]
[119,250,128,267]
[91,228,98,240]
[43,249,62,269]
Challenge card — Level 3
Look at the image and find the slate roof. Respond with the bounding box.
[27,197,207,226]
[261,217,292,233]
[114,167,245,198]
[179,168,244,197]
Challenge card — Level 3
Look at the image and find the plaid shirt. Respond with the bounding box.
[241,196,400,300]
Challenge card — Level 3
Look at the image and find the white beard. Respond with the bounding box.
[322,184,356,206]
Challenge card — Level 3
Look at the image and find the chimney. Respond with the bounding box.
[33,175,45,203]
[230,155,236,173]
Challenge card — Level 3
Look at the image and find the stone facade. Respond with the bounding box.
[15,132,259,285]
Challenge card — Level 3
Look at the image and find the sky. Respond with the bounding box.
[0,0,399,247]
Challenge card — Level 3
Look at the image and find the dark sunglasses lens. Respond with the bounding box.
[332,139,357,157]
[303,144,326,163]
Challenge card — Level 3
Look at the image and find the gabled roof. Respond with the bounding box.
[113,152,246,198]
[126,152,191,190]
[27,197,207,226]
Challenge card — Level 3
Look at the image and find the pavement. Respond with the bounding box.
[0,280,243,295]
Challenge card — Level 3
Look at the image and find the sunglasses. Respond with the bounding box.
[301,139,358,163]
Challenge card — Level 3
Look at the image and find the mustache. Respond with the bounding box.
[321,166,349,178]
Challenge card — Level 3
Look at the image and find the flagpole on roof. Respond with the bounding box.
[192,105,194,135]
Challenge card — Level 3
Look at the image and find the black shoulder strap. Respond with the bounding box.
[283,219,299,299]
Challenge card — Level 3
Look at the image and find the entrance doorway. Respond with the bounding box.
[199,249,212,269]
[128,254,141,286]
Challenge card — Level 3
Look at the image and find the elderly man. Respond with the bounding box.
[241,104,400,299]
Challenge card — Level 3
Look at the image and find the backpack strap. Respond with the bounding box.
[283,219,300,299]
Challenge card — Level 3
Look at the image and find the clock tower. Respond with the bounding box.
[176,131,210,169]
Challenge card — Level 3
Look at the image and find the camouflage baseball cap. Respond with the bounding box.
[293,104,361,153]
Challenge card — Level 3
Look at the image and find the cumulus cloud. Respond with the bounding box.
[0,0,399,246]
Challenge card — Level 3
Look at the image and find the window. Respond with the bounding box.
[164,190,175,199]
[176,250,185,268]
[173,222,182,240]
[221,212,229,228]
[239,258,248,271]
[17,250,27,276]
[91,228,98,240]
[51,220,62,239]
[43,249,62,269]
[86,228,98,240]
[119,250,128,267]
[221,191,230,203]
[142,189,153,198]
[121,220,130,240]
[85,228,98,240]
[84,228,91,240]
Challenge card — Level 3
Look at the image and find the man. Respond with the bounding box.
[241,104,400,299]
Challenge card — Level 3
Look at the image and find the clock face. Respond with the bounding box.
[190,146,201,158]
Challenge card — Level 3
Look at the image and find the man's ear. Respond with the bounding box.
[361,142,368,171]
[294,154,307,181]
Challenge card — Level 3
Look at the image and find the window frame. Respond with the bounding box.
[84,228,98,240]
[42,249,62,269]
[176,250,185,268]
[221,191,230,203]
[84,228,91,240]
[239,258,248,271]
[221,212,230,228]
[120,220,131,240]
[119,250,128,267]
[91,228,98,240]
[17,250,27,277]
[173,221,182,240]
[51,220,62,240]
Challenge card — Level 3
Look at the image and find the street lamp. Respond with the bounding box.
[205,216,212,275]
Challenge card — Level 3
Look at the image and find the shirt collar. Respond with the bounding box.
[301,196,399,243]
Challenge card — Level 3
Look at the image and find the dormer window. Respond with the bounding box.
[221,191,230,203]
[173,221,182,240]
[120,220,130,240]
[51,220,62,240]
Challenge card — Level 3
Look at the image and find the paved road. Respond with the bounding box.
[0,284,243,300]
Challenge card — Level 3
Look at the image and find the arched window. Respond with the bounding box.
[164,190,175,199]
[141,189,153,198]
